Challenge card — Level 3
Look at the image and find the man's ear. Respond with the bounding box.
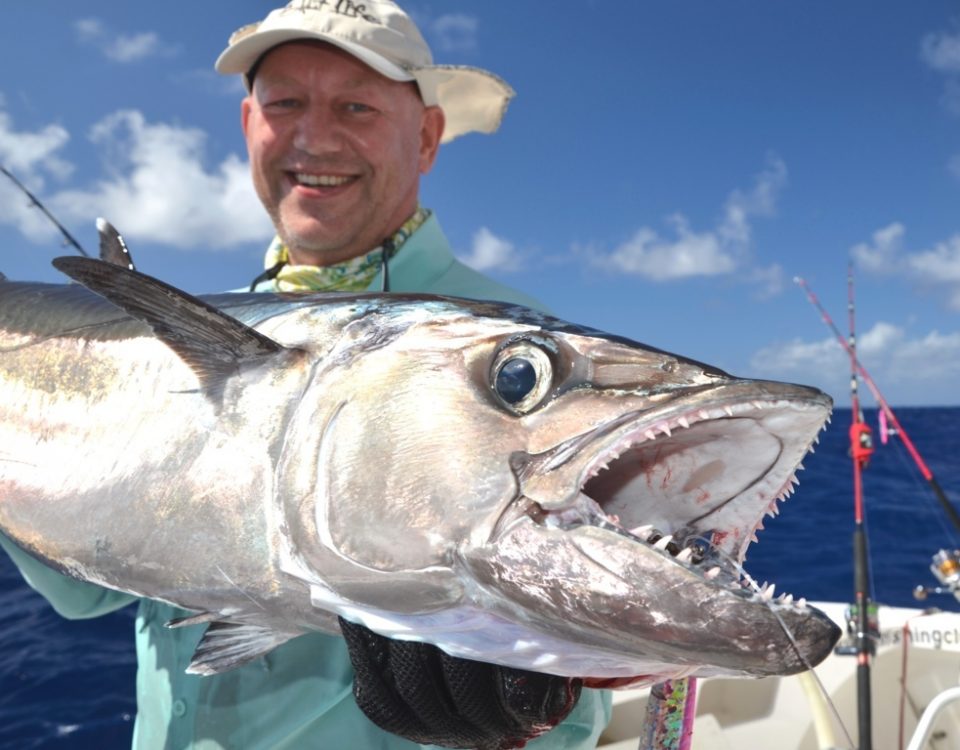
[418,106,445,174]
[241,96,253,142]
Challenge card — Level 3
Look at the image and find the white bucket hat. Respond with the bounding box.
[215,0,514,144]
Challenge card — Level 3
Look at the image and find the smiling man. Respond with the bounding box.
[0,1,611,749]
[219,0,545,306]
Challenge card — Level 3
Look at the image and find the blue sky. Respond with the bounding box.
[2,2,960,405]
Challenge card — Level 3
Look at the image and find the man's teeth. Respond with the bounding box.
[295,173,352,187]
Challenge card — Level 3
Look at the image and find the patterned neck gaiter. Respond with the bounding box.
[256,207,430,292]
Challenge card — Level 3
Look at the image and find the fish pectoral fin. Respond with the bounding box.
[185,621,298,676]
[165,610,221,629]
[51,256,296,401]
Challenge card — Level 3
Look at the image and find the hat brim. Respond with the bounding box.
[414,66,515,144]
[215,28,413,84]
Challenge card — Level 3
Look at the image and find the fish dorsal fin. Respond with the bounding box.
[96,217,135,270]
[52,256,292,399]
[186,621,298,675]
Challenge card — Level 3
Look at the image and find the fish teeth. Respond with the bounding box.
[723,405,734,417]
[678,416,690,429]
[705,567,721,580]
[636,524,655,538]
[645,429,657,441]
[653,534,673,551]
[659,423,672,437]
[676,548,694,563]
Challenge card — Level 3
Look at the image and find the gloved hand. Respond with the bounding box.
[339,617,582,750]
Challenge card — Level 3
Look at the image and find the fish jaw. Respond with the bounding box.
[458,378,840,680]
[462,518,839,681]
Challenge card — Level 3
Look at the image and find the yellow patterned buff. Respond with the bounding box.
[261,207,430,292]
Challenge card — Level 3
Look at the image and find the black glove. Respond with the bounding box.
[339,616,582,750]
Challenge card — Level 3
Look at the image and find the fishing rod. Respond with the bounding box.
[794,276,960,533]
[0,164,90,257]
[846,264,874,750]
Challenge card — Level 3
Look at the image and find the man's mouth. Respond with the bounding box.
[291,172,357,189]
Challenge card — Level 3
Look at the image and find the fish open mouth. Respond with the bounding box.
[499,384,832,608]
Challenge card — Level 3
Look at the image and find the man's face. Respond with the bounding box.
[241,42,445,266]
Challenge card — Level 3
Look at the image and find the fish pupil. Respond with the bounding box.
[496,358,537,404]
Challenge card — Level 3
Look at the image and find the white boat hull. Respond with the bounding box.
[597,602,960,750]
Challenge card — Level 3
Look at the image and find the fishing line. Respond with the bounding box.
[888,433,960,548]
[0,164,90,257]
[690,535,857,750]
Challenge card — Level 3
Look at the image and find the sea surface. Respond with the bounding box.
[2,407,959,748]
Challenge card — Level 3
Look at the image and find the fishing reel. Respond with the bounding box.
[913,549,960,603]
[834,601,880,656]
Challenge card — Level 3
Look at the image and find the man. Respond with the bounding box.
[0,1,611,747]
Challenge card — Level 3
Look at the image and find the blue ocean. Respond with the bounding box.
[2,407,959,748]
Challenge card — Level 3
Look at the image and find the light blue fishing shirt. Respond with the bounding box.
[0,213,612,749]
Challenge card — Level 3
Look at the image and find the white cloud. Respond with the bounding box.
[75,17,174,63]
[602,216,734,281]
[588,156,787,283]
[750,321,960,404]
[748,263,785,300]
[921,28,960,74]
[850,222,905,274]
[49,110,270,250]
[457,226,522,272]
[908,234,960,283]
[854,224,960,311]
[429,14,479,54]
[0,103,271,251]
[0,107,75,242]
[950,153,960,179]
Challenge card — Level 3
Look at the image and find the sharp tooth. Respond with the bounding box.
[750,532,759,543]
[659,423,672,437]
[654,535,673,551]
[678,416,690,429]
[761,584,775,601]
[752,400,765,410]
[676,548,693,563]
[636,524,654,538]
[705,567,721,580]
[723,405,734,417]
[645,430,657,441]
[782,594,794,605]
[699,409,710,420]
[797,597,807,608]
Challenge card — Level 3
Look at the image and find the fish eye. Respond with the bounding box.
[491,341,554,414]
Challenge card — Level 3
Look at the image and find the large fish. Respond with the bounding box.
[0,256,839,684]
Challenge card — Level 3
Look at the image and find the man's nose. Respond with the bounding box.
[292,104,345,155]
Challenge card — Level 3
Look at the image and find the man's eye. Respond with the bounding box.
[345,102,375,114]
[265,98,300,110]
